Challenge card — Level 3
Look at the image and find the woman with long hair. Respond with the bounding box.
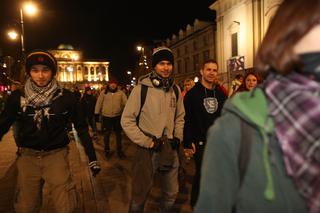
[235,71,262,93]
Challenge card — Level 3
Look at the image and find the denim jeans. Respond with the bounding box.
[129,146,179,213]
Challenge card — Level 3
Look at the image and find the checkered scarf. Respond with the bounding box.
[24,78,61,129]
[263,72,320,213]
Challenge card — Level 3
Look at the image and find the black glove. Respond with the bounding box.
[152,136,162,152]
[94,114,100,122]
[89,161,101,177]
[169,137,180,150]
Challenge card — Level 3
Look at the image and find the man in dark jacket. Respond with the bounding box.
[81,86,98,140]
[183,59,227,208]
[0,50,101,212]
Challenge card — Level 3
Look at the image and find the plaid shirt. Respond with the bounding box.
[264,72,320,213]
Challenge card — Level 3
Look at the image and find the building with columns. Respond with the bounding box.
[210,0,282,86]
[49,44,109,90]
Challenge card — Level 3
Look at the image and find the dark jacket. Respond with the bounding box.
[183,82,227,148]
[80,93,97,118]
[0,88,97,162]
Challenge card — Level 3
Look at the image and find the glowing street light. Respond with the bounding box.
[19,2,38,54]
[7,30,18,40]
[136,45,149,77]
[137,46,143,52]
[23,2,38,16]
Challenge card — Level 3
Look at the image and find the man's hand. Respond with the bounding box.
[150,137,162,152]
[89,161,101,177]
[184,143,196,159]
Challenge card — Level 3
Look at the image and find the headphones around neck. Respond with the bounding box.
[149,72,174,91]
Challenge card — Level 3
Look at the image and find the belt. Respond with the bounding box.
[17,146,67,156]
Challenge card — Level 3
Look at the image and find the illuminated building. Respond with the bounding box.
[49,44,109,89]
[210,0,283,86]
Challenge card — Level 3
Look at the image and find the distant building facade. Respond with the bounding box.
[165,19,216,84]
[49,44,110,90]
[210,0,282,86]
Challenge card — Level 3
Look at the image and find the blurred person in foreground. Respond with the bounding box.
[195,1,320,212]
[0,50,100,213]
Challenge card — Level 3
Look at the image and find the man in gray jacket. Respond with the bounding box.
[121,47,185,213]
[95,79,127,158]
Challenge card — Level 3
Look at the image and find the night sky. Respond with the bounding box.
[0,0,216,82]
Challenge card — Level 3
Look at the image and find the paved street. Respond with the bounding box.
[0,128,194,213]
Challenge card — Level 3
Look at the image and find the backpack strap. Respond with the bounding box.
[136,84,179,126]
[172,84,179,102]
[136,84,148,125]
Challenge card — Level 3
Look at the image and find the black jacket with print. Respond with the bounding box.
[183,82,227,148]
[0,88,97,162]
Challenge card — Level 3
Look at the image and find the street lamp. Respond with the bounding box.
[5,2,38,82]
[7,2,38,55]
[7,30,19,40]
[137,46,144,53]
[19,2,38,54]
[136,45,149,77]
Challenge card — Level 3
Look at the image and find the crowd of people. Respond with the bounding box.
[0,0,319,212]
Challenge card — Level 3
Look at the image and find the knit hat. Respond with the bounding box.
[108,79,118,85]
[26,50,57,75]
[84,86,91,92]
[152,47,174,67]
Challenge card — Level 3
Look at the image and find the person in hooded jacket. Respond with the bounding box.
[95,79,127,159]
[121,46,185,213]
[195,1,320,212]
[0,50,101,213]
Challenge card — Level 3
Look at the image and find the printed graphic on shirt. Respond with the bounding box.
[203,97,218,114]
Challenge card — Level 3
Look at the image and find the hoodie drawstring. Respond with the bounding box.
[260,127,275,201]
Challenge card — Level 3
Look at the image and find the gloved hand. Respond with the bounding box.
[151,136,162,152]
[89,161,101,177]
[94,114,100,123]
[169,137,180,150]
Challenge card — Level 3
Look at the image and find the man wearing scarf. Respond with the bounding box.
[0,50,101,213]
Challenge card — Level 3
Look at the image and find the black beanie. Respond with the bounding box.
[152,47,174,68]
[26,50,57,75]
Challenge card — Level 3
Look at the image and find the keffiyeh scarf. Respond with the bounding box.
[24,78,61,129]
[263,72,320,213]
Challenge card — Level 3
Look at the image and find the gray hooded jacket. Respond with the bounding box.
[121,74,185,148]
